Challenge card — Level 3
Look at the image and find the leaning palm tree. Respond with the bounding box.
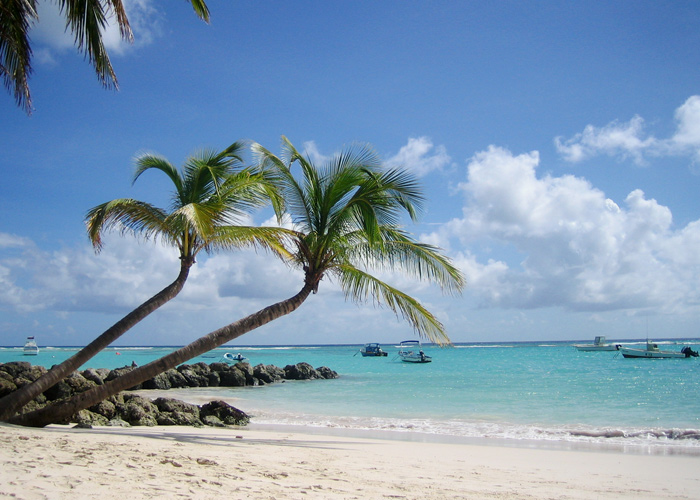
[0,141,288,422]
[1,0,210,113]
[9,136,465,428]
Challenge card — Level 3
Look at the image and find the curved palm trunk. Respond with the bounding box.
[0,260,193,422]
[10,283,314,428]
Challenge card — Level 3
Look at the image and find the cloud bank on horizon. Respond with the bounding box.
[2,96,700,344]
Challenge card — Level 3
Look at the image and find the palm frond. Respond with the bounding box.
[203,226,298,261]
[1,0,36,113]
[85,198,168,251]
[59,0,123,89]
[187,0,210,22]
[133,154,183,193]
[336,264,451,345]
[345,226,465,295]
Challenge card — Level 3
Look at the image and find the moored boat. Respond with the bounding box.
[574,336,620,352]
[359,343,388,357]
[619,341,697,359]
[23,336,39,356]
[397,340,431,363]
[222,352,246,363]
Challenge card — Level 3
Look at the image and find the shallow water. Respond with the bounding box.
[3,340,699,453]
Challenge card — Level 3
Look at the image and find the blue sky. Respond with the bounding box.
[2,1,700,346]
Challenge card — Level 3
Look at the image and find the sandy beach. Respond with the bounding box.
[1,423,699,500]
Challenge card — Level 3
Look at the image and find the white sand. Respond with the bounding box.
[1,423,699,500]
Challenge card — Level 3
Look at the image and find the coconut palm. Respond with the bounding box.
[0,141,288,422]
[9,136,465,428]
[1,0,210,113]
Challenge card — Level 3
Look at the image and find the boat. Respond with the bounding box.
[359,343,388,357]
[573,336,620,352]
[23,336,39,356]
[222,352,246,363]
[397,340,431,363]
[619,341,698,359]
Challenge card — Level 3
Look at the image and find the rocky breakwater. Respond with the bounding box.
[0,360,338,428]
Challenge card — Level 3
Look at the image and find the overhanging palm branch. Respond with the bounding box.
[2,0,210,113]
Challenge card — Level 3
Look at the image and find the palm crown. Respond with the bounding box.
[253,137,465,344]
[85,141,287,264]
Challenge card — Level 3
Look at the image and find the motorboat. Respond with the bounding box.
[573,336,620,352]
[619,341,697,359]
[359,343,388,357]
[222,352,246,363]
[397,340,431,363]
[23,336,39,355]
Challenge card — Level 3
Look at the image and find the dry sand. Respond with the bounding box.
[1,423,699,499]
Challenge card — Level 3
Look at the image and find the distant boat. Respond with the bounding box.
[573,336,620,352]
[359,343,388,357]
[397,340,431,363]
[619,340,698,359]
[23,336,39,356]
[222,352,246,363]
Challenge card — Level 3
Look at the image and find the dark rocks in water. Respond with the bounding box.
[0,359,339,428]
[200,400,249,426]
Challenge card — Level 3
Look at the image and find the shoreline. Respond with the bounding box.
[2,422,699,499]
[134,388,700,457]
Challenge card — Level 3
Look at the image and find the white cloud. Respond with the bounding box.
[435,145,700,313]
[555,95,700,167]
[386,137,451,177]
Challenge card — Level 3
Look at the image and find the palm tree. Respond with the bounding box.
[1,0,210,113]
[9,136,465,428]
[0,141,287,422]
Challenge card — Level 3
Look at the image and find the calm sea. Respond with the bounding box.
[2,340,700,454]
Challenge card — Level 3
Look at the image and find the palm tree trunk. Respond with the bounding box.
[0,260,193,422]
[10,283,314,428]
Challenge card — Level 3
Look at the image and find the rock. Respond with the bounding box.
[284,362,320,380]
[108,418,131,427]
[75,409,109,427]
[141,371,173,390]
[64,372,96,394]
[201,415,225,427]
[218,367,246,387]
[316,366,339,379]
[177,364,210,387]
[164,369,189,388]
[105,366,142,390]
[43,380,72,401]
[153,399,203,426]
[0,377,18,397]
[0,361,32,378]
[200,400,249,426]
[89,400,117,420]
[82,368,109,385]
[254,364,285,384]
[122,395,158,426]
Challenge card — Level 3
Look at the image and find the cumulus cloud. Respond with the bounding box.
[386,137,451,177]
[555,95,700,166]
[433,146,700,314]
[0,232,301,318]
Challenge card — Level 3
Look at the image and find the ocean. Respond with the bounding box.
[2,339,700,455]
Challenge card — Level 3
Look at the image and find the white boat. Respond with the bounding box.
[359,343,388,357]
[222,352,246,363]
[23,336,39,355]
[398,340,431,363]
[573,336,620,352]
[619,340,695,359]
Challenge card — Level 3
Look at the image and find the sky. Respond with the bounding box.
[2,1,700,347]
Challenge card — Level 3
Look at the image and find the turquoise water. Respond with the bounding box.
[2,340,699,452]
